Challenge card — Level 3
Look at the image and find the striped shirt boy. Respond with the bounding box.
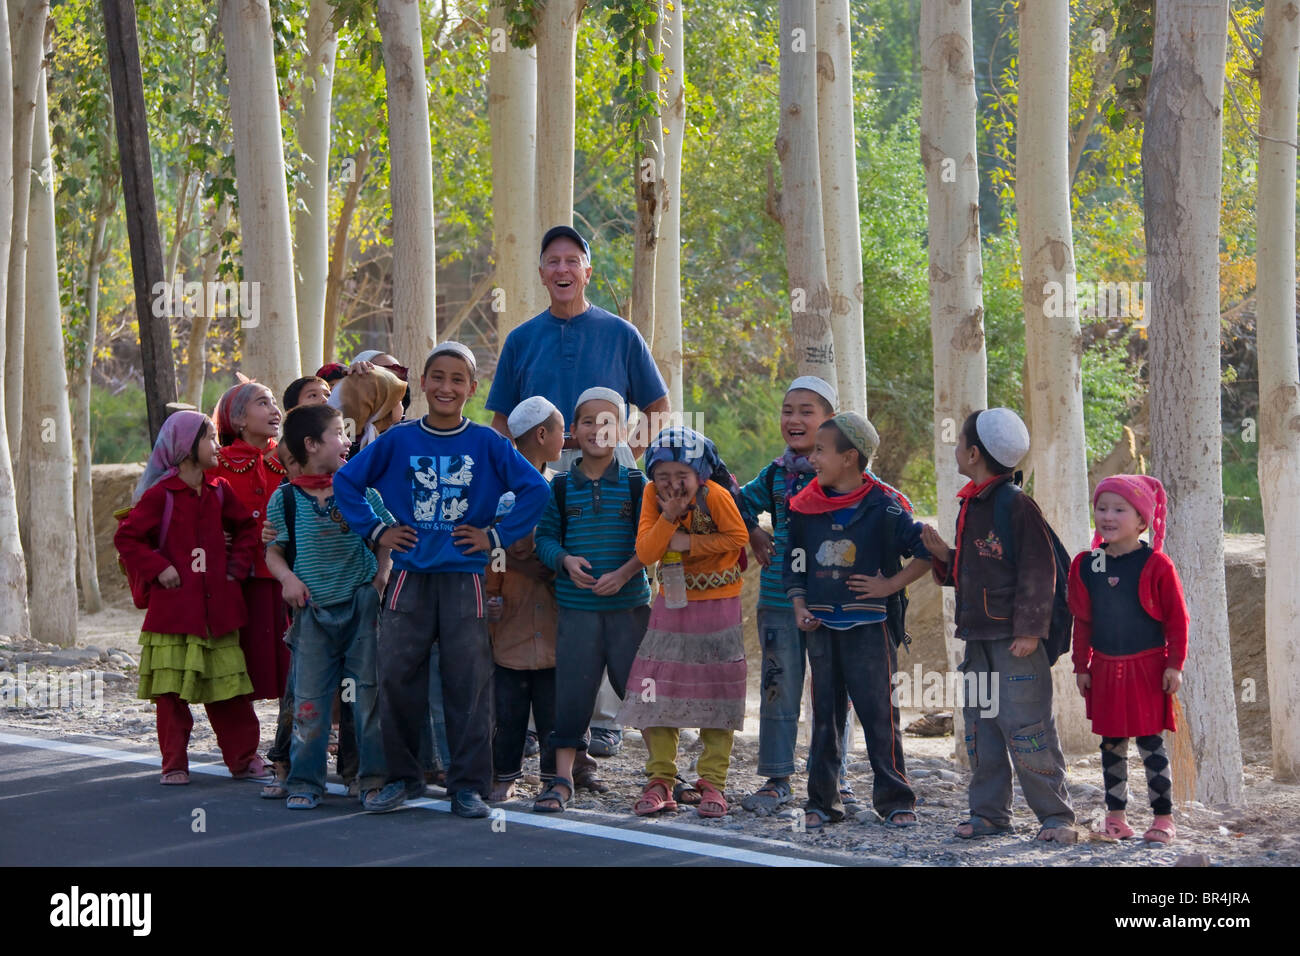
[534,460,650,611]
[266,485,389,607]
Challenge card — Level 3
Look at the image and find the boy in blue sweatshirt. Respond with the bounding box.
[334,342,550,816]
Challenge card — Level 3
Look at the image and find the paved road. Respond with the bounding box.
[0,731,844,867]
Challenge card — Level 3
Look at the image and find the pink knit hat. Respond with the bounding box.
[1091,474,1167,552]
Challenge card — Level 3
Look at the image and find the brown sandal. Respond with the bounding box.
[695,778,728,818]
[634,778,679,816]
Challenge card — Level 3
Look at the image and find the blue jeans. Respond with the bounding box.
[756,606,851,783]
[285,586,386,797]
[419,643,451,773]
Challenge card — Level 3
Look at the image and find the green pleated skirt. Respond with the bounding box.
[137,630,255,704]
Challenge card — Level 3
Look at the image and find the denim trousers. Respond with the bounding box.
[757,606,851,783]
[284,585,386,797]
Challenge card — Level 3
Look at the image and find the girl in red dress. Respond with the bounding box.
[1067,475,1188,845]
[212,381,292,708]
[114,411,268,783]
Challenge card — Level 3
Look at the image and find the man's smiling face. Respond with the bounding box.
[539,237,592,318]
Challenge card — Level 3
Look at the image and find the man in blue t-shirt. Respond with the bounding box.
[486,225,670,467]
[486,225,670,756]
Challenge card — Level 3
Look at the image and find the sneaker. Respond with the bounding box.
[524,729,540,757]
[588,727,622,757]
[363,780,422,813]
[450,789,491,818]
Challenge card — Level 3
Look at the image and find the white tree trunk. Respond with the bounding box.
[22,65,77,645]
[651,0,685,412]
[183,201,232,408]
[535,0,584,236]
[489,2,540,344]
[921,0,988,765]
[4,0,50,470]
[1016,0,1091,753]
[0,0,30,638]
[378,0,437,420]
[629,2,665,343]
[1143,0,1242,805]
[816,0,866,417]
[293,0,337,374]
[1256,0,1300,783]
[220,0,301,391]
[777,0,837,388]
[72,187,113,616]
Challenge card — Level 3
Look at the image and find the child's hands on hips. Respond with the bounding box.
[562,555,597,589]
[1009,635,1039,657]
[1163,668,1183,694]
[156,566,181,589]
[1076,673,1091,697]
[379,524,418,553]
[847,571,895,597]
[453,524,491,554]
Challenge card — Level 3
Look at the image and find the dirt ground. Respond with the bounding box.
[3,597,1297,867]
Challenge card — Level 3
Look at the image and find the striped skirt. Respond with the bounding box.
[617,593,746,731]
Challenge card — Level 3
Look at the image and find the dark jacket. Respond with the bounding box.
[931,474,1056,641]
[784,484,928,627]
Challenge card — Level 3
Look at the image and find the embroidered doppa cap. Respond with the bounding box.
[975,407,1031,470]
[1092,474,1168,553]
[574,386,627,426]
[424,341,477,375]
[786,375,838,411]
[829,411,880,461]
[508,396,561,439]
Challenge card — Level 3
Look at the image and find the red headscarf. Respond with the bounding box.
[1092,474,1168,552]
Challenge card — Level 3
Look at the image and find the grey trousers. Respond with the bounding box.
[960,637,1075,828]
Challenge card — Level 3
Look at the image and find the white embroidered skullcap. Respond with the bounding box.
[425,341,477,374]
[976,407,1031,469]
[786,375,838,410]
[507,396,561,439]
[574,386,626,424]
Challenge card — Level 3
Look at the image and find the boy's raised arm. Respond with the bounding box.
[333,438,388,544]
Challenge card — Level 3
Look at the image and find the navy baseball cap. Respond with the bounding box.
[540,225,591,259]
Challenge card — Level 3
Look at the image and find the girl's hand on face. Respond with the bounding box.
[1162,668,1183,695]
[657,488,689,523]
[157,566,181,589]
[1076,673,1091,697]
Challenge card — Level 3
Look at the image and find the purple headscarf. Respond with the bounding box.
[132,411,212,504]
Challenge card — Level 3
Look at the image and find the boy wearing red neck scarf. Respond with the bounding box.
[784,412,933,829]
[262,404,393,809]
[920,408,1077,843]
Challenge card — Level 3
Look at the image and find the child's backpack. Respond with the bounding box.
[553,469,645,544]
[114,484,225,609]
[990,479,1074,666]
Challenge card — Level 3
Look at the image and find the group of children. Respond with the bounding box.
[114,345,1189,843]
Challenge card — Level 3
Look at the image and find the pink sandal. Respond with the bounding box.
[634,778,678,816]
[1103,816,1136,839]
[160,770,190,786]
[232,756,274,781]
[695,778,728,818]
[1143,819,1176,844]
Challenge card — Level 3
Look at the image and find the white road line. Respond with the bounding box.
[0,732,835,868]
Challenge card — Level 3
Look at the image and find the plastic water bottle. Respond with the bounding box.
[661,550,688,609]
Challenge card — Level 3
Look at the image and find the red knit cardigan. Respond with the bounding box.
[1067,548,1189,675]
